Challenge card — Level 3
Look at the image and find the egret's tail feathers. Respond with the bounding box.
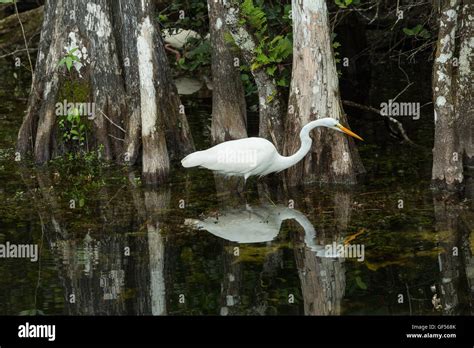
[181,152,203,168]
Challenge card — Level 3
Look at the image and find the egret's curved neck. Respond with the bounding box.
[276,119,324,171]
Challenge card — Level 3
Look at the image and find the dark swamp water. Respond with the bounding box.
[0,58,473,316]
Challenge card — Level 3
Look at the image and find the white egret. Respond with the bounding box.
[181,117,363,180]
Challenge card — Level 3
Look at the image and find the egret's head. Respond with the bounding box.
[319,117,364,141]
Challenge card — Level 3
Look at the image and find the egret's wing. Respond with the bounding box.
[198,138,277,175]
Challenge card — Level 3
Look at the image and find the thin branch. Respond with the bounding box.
[392,81,414,102]
[13,0,34,77]
[99,109,126,133]
[108,134,125,142]
[0,47,37,59]
[342,99,423,148]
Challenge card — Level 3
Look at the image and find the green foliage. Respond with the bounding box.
[177,37,211,72]
[19,309,46,315]
[237,0,293,89]
[403,25,430,39]
[334,0,360,9]
[251,35,292,72]
[331,33,342,76]
[241,0,267,33]
[240,71,258,97]
[157,1,208,36]
[58,48,80,72]
[58,107,88,147]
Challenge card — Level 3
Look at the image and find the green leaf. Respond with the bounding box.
[403,28,415,36]
[276,78,287,87]
[403,24,426,37]
[250,61,261,71]
[412,24,423,34]
[419,29,431,39]
[355,276,367,290]
[79,198,85,207]
[266,65,277,76]
[58,57,67,67]
[65,56,73,71]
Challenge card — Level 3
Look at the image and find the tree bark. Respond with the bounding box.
[456,1,474,167]
[223,1,284,151]
[432,0,463,190]
[16,0,195,185]
[284,0,364,185]
[208,0,247,144]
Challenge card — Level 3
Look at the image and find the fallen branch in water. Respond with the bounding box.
[342,99,423,148]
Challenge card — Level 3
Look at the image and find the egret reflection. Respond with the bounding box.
[187,203,336,257]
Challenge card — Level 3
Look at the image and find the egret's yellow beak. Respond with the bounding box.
[337,124,364,141]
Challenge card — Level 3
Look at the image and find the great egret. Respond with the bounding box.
[181,117,363,180]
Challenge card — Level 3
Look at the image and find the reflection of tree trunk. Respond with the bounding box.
[128,172,170,315]
[213,173,244,205]
[433,193,472,314]
[220,239,242,316]
[459,208,474,314]
[290,188,351,315]
[27,170,128,314]
[294,248,346,315]
[144,188,170,315]
[20,168,167,315]
[213,175,243,315]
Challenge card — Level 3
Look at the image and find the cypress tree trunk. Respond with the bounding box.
[456,2,474,167]
[432,0,463,190]
[283,0,364,185]
[208,0,247,144]
[16,0,195,185]
[223,0,284,150]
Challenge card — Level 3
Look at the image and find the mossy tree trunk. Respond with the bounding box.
[208,0,247,144]
[223,0,284,151]
[16,0,194,185]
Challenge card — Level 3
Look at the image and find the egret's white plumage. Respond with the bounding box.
[181,117,363,179]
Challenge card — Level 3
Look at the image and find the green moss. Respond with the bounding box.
[57,78,91,103]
